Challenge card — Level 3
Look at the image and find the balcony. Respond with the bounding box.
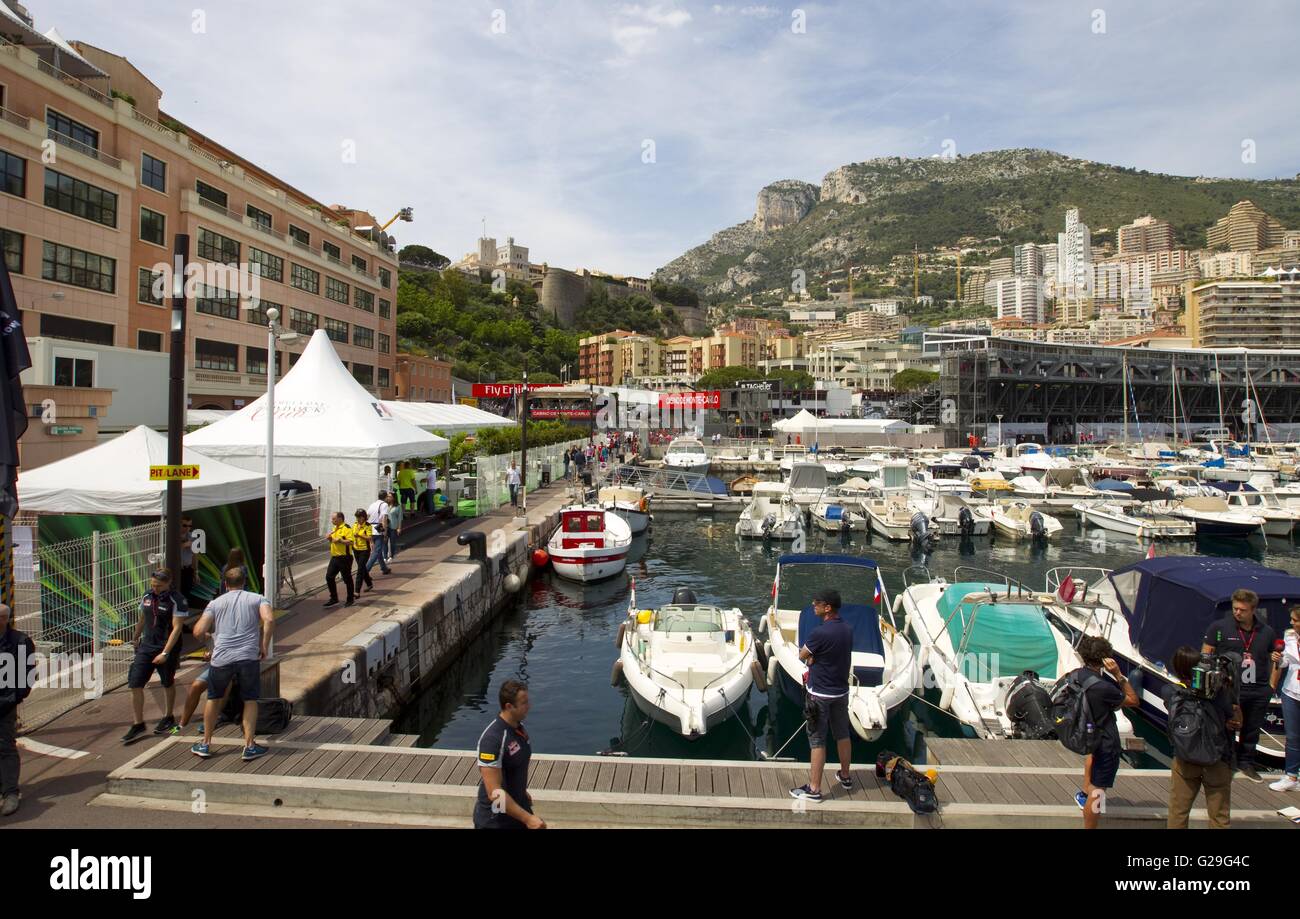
[46,127,122,170]
[0,106,30,130]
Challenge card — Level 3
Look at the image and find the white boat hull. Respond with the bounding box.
[607,504,650,535]
[551,552,629,582]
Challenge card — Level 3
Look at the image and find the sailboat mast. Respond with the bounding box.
[1170,355,1177,443]
[1214,352,1225,437]
[1122,352,1128,446]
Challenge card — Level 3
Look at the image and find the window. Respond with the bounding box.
[246,204,272,230]
[288,308,318,335]
[137,330,163,352]
[1,151,24,197]
[355,289,374,313]
[352,362,374,386]
[378,333,390,354]
[245,299,272,326]
[195,284,239,320]
[290,263,319,293]
[324,316,349,343]
[352,255,367,273]
[353,325,374,349]
[44,168,117,227]
[379,267,391,289]
[141,153,166,192]
[323,241,341,261]
[325,276,349,303]
[246,346,268,375]
[53,355,94,388]
[2,229,21,273]
[139,206,165,245]
[42,241,115,293]
[138,266,164,305]
[194,338,238,372]
[198,227,239,265]
[288,224,310,247]
[46,109,98,149]
[39,313,113,345]
[195,180,227,209]
[379,298,390,319]
[248,246,283,283]
[378,367,390,389]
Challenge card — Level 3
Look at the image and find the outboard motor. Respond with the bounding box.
[1029,511,1047,539]
[957,505,975,537]
[671,587,698,605]
[910,512,938,549]
[961,455,981,471]
[1006,671,1056,739]
[760,512,778,539]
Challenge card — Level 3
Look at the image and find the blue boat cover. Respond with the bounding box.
[687,476,729,496]
[826,505,843,521]
[1093,478,1135,491]
[1212,481,1257,493]
[797,604,885,686]
[1109,557,1300,668]
[1202,457,1226,468]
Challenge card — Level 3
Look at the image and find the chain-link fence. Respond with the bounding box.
[13,520,163,731]
[474,439,588,512]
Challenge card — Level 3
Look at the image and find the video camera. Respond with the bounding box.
[1189,650,1242,703]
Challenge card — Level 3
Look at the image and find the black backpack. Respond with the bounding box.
[875,751,938,815]
[1166,688,1228,766]
[1050,670,1102,755]
[219,693,294,734]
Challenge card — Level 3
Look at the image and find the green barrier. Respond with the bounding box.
[456,499,479,518]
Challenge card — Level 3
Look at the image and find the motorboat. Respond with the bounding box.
[910,461,976,502]
[919,492,993,537]
[899,569,1135,744]
[1009,467,1113,514]
[1045,559,1296,762]
[863,494,932,543]
[785,461,831,509]
[760,553,919,741]
[614,585,758,737]
[989,501,1063,541]
[546,506,633,582]
[809,478,871,532]
[1213,482,1299,537]
[1165,495,1265,538]
[598,484,651,535]
[735,481,804,540]
[1074,500,1195,540]
[820,459,847,479]
[662,436,711,476]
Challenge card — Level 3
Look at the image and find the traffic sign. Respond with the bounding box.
[149,465,200,481]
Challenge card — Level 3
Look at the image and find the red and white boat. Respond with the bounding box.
[547,506,633,583]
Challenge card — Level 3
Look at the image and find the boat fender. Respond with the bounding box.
[751,660,769,693]
[917,645,930,671]
[1127,666,1145,701]
[756,639,769,668]
[615,622,627,649]
[758,615,768,635]
[767,654,779,689]
[939,683,955,712]
[891,594,903,615]
[611,659,624,687]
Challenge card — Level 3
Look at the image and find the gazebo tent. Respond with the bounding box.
[773,409,820,432]
[17,426,266,515]
[379,401,513,435]
[186,330,447,515]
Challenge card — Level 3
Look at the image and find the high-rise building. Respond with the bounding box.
[1118,215,1174,254]
[1057,208,1093,303]
[987,257,1014,281]
[1013,243,1044,278]
[1187,280,1300,348]
[992,277,1045,325]
[1206,200,1287,252]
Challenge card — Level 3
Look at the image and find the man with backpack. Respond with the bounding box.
[1164,645,1240,829]
[1056,636,1138,828]
[1202,588,1276,783]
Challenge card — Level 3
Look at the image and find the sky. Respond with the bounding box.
[34,0,1300,277]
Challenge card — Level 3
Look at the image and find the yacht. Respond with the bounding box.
[1165,495,1266,538]
[662,436,710,476]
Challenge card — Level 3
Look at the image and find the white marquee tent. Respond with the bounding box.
[186,330,447,515]
[18,425,266,515]
[774,410,911,435]
[379,400,513,435]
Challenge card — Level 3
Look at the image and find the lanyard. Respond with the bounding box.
[1236,623,1257,655]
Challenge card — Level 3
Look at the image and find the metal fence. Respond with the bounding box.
[474,439,588,512]
[274,489,322,605]
[14,520,163,731]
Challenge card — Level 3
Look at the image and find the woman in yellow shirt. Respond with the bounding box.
[352,509,375,595]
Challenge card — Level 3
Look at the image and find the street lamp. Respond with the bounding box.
[262,307,298,614]
[996,413,1004,448]
[477,362,490,384]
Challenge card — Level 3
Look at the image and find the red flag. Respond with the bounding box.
[1146,542,1156,560]
[1057,572,1076,603]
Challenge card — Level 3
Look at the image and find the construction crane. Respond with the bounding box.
[379,207,415,231]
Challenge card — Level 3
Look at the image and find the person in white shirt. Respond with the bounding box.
[1269,608,1300,791]
[506,461,521,507]
[362,492,392,577]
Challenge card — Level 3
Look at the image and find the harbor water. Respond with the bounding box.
[392,516,1300,768]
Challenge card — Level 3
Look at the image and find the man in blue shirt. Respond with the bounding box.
[473,680,545,829]
[791,588,854,802]
[122,569,189,744]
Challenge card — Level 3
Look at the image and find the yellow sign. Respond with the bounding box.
[149,464,201,481]
[458,397,479,408]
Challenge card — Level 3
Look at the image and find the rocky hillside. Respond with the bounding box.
[656,149,1300,296]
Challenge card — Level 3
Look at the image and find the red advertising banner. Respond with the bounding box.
[530,408,595,419]
[658,391,721,409]
[471,383,567,398]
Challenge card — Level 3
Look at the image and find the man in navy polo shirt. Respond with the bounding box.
[473,679,545,829]
[122,568,189,744]
[791,588,854,802]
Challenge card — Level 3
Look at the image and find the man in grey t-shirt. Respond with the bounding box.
[190,566,274,761]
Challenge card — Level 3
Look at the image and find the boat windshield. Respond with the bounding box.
[936,584,1059,681]
[667,443,701,455]
[654,606,724,633]
[776,561,877,612]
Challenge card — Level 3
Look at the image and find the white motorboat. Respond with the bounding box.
[598,484,651,535]
[1214,483,1299,536]
[989,501,1063,540]
[863,494,928,542]
[786,462,831,509]
[735,481,804,540]
[809,477,872,532]
[919,492,993,537]
[1166,495,1266,538]
[761,554,919,741]
[547,506,633,582]
[1009,467,1114,513]
[1074,501,1195,540]
[662,436,711,476]
[614,585,758,737]
[899,570,1135,744]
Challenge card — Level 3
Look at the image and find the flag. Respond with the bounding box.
[1057,571,1076,603]
[0,262,30,521]
[1146,541,1156,560]
[873,571,882,605]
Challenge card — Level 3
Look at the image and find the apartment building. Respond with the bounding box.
[0,12,399,416]
[1118,215,1174,254]
[844,309,905,335]
[1206,200,1288,252]
[1187,280,1300,349]
[1199,250,1254,279]
[991,276,1045,324]
[395,351,453,402]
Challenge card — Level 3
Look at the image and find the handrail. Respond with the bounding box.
[32,55,113,108]
[952,565,1030,596]
[46,127,122,169]
[131,109,179,141]
[0,106,30,130]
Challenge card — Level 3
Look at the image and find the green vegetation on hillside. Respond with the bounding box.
[892,369,940,391]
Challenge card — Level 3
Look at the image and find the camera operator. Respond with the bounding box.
[1163,646,1241,829]
[1203,588,1276,783]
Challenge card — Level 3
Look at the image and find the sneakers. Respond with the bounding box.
[1074,791,1088,809]
[190,742,211,758]
[242,744,269,762]
[344,599,355,607]
[121,722,147,745]
[323,599,339,608]
[0,793,19,817]
[835,770,854,790]
[789,784,823,802]
[1239,765,1265,784]
[153,715,177,735]
[167,723,183,736]
[1269,774,1298,792]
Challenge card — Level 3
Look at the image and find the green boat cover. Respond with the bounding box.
[936,583,1059,682]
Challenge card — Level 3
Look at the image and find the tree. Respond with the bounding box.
[892,369,940,392]
[398,245,450,270]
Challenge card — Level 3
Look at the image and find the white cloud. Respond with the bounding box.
[620,4,693,28]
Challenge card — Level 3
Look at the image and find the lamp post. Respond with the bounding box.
[996,413,1004,448]
[262,307,297,611]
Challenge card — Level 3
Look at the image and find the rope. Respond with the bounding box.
[765,718,809,761]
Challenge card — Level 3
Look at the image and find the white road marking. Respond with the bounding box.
[18,738,90,760]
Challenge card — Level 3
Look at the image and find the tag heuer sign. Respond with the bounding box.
[48,425,83,435]
[737,380,774,392]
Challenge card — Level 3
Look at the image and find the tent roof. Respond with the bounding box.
[380,401,513,435]
[185,330,447,460]
[18,425,267,515]
[773,409,819,431]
